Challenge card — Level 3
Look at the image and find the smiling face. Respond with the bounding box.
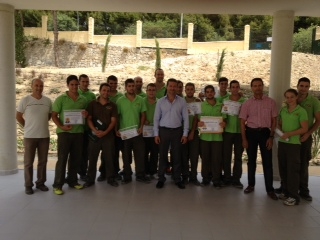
[251,80,264,96]
[185,85,195,98]
[67,80,79,94]
[99,85,110,100]
[79,76,90,91]
[284,90,298,106]
[205,87,215,100]
[167,81,177,95]
[31,79,44,96]
[297,81,310,95]
[219,80,228,93]
[134,77,143,91]
[230,82,240,95]
[155,69,164,83]
[146,85,156,99]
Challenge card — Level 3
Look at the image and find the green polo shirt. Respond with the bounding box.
[109,92,124,104]
[144,97,157,125]
[78,89,96,103]
[156,86,166,99]
[217,93,230,103]
[279,105,308,144]
[52,92,88,134]
[224,96,246,133]
[199,100,226,142]
[116,94,147,130]
[299,94,320,129]
[137,91,147,98]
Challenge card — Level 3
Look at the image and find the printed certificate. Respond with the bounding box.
[198,116,223,133]
[187,102,202,116]
[143,125,154,137]
[64,110,85,125]
[119,126,139,140]
[221,100,241,116]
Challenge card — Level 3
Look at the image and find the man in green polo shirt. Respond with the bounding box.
[296,77,320,201]
[51,75,88,195]
[155,68,166,98]
[217,77,230,103]
[77,74,96,181]
[199,85,226,189]
[222,80,246,188]
[116,78,150,184]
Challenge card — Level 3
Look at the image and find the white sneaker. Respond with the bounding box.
[283,197,298,206]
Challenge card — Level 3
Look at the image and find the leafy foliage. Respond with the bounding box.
[15,10,27,67]
[215,48,226,81]
[102,34,112,72]
[293,26,314,53]
[155,38,161,69]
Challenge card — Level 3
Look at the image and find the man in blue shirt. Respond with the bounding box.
[154,78,189,189]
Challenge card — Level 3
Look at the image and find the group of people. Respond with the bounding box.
[17,69,320,206]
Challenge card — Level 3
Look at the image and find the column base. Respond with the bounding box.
[0,168,18,176]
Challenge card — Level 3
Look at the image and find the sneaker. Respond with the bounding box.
[232,181,244,189]
[107,179,119,187]
[36,184,49,191]
[70,184,84,190]
[53,188,64,195]
[299,193,313,201]
[136,176,151,184]
[283,197,299,206]
[278,193,288,200]
[189,178,201,186]
[25,187,34,195]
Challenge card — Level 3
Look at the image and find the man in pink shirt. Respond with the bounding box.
[239,78,278,200]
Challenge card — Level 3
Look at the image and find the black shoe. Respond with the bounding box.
[97,174,106,182]
[136,176,151,184]
[118,169,124,176]
[36,184,49,191]
[156,181,164,189]
[274,187,283,194]
[121,179,132,185]
[107,179,119,187]
[83,182,95,188]
[200,180,210,187]
[244,186,254,194]
[25,187,34,195]
[232,181,244,189]
[189,178,201,186]
[176,181,185,189]
[267,191,279,200]
[213,183,222,189]
[182,177,189,185]
[299,193,313,201]
[79,175,87,181]
[115,174,122,181]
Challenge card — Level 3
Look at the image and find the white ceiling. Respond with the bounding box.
[0,0,320,17]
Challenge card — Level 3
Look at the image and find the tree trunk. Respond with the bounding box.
[53,11,59,67]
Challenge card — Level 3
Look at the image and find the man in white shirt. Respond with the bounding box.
[16,78,52,195]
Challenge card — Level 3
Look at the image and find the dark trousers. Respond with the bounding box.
[223,132,244,182]
[122,135,145,180]
[78,131,89,176]
[181,131,199,180]
[87,134,115,183]
[246,128,274,192]
[200,140,223,183]
[53,133,83,188]
[299,136,312,195]
[24,138,50,187]
[158,127,183,183]
[143,137,159,175]
[278,142,300,201]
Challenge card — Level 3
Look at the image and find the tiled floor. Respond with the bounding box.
[1,171,320,240]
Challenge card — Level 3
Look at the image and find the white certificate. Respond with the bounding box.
[221,100,241,116]
[187,102,202,116]
[119,126,139,140]
[198,116,223,133]
[143,125,154,137]
[64,110,85,125]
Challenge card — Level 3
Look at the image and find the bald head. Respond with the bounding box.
[134,76,143,91]
[31,78,44,96]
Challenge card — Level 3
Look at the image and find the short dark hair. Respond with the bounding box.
[250,78,264,87]
[218,77,228,84]
[185,82,195,88]
[166,78,178,86]
[154,68,164,75]
[229,80,240,88]
[284,88,298,97]
[79,74,88,81]
[66,75,78,85]
[146,83,156,89]
[297,77,310,85]
[177,80,183,86]
[107,75,118,83]
[99,83,110,91]
[204,85,215,92]
[125,78,134,87]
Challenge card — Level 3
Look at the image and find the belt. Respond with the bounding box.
[246,127,269,131]
[160,126,182,130]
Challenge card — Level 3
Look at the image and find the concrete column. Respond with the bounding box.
[88,17,94,44]
[243,25,250,50]
[136,20,142,48]
[269,10,295,180]
[0,4,18,175]
[41,15,48,38]
[187,23,194,54]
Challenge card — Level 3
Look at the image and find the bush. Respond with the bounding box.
[293,26,314,53]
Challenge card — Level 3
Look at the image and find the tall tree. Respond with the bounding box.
[15,10,27,67]
[53,11,59,67]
